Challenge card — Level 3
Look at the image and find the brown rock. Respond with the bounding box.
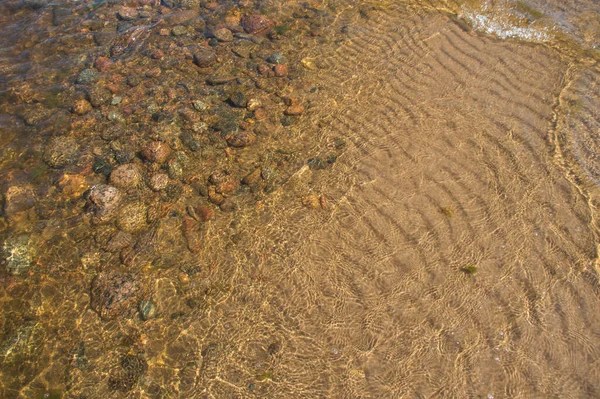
[214,28,233,42]
[193,49,217,67]
[73,99,92,115]
[241,15,274,34]
[253,108,267,121]
[141,141,172,164]
[242,168,262,185]
[90,270,142,320]
[196,205,215,221]
[109,164,143,188]
[117,202,148,233]
[257,64,274,77]
[95,56,114,72]
[88,184,121,216]
[3,185,35,219]
[302,194,320,209]
[57,174,88,199]
[225,131,256,148]
[148,173,169,191]
[208,186,224,205]
[117,7,138,21]
[273,64,288,77]
[285,105,305,116]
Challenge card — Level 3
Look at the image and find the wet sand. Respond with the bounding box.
[2,0,600,398]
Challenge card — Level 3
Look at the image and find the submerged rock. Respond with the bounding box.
[109,164,143,188]
[43,136,79,168]
[88,184,122,217]
[90,270,142,320]
[2,234,35,275]
[3,185,35,220]
[241,15,274,34]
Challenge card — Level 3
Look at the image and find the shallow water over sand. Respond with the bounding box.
[1,0,600,398]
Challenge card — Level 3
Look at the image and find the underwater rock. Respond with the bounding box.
[43,136,79,168]
[139,299,157,321]
[141,141,172,164]
[241,15,274,34]
[116,202,148,233]
[3,185,35,219]
[88,184,122,217]
[2,234,35,275]
[109,164,143,188]
[90,269,142,320]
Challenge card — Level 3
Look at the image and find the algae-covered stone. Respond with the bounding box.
[43,136,79,168]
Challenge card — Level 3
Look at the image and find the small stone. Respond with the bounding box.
[284,105,304,116]
[107,111,125,123]
[77,68,98,85]
[87,85,111,107]
[3,185,35,219]
[117,202,148,233]
[302,194,320,209]
[196,205,215,221]
[257,64,274,77]
[246,98,261,111]
[225,131,256,148]
[109,164,143,188]
[241,15,274,34]
[171,25,188,36]
[145,67,162,78]
[214,28,233,42]
[273,64,288,77]
[148,173,169,191]
[57,174,88,199]
[90,270,142,320]
[267,53,285,64]
[111,96,123,106]
[43,136,79,168]
[139,299,157,321]
[2,235,35,275]
[192,100,208,111]
[88,185,121,216]
[253,108,267,120]
[94,56,114,73]
[117,7,138,21]
[193,49,217,67]
[141,141,172,164]
[219,198,236,212]
[73,99,92,115]
[242,168,262,185]
[229,91,247,108]
[167,161,183,180]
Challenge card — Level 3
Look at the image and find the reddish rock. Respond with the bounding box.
[225,131,256,148]
[253,108,267,121]
[196,205,215,221]
[90,270,142,320]
[109,164,143,188]
[150,50,164,59]
[257,64,274,77]
[148,173,169,191]
[95,56,114,72]
[141,141,172,164]
[284,105,305,116]
[208,186,224,205]
[193,49,217,68]
[274,64,288,77]
[241,15,274,34]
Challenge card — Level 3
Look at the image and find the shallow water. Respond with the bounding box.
[1,0,600,398]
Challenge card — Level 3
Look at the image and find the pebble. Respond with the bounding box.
[77,68,98,85]
[117,202,148,233]
[73,99,92,115]
[43,136,79,168]
[192,100,208,111]
[267,53,285,64]
[2,235,35,275]
[214,28,234,42]
[148,173,169,191]
[94,56,114,72]
[117,7,138,21]
[139,299,157,321]
[193,49,217,68]
[88,185,121,216]
[87,85,111,107]
[171,25,188,36]
[302,194,320,209]
[285,105,305,116]
[196,205,216,221]
[274,64,288,77]
[109,164,143,188]
[241,15,274,34]
[3,185,35,219]
[90,269,142,320]
[141,141,172,164]
[229,91,247,108]
[225,131,256,148]
[167,160,183,180]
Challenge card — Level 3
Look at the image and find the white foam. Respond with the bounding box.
[460,4,552,42]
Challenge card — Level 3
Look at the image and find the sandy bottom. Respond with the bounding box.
[3,1,600,398]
